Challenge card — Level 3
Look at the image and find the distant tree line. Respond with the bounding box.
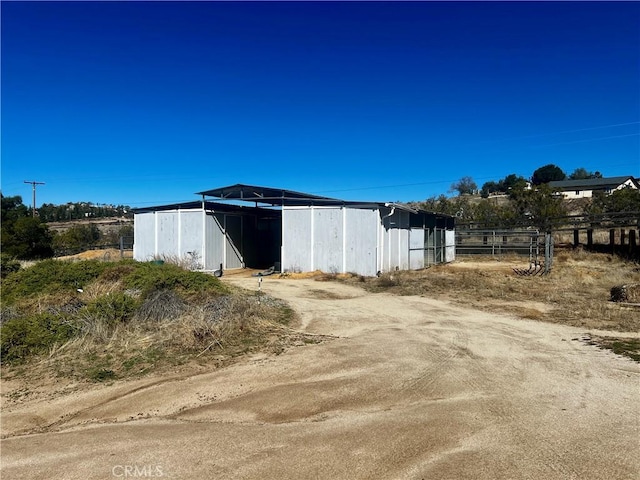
[419,164,639,232]
[1,195,134,265]
[447,165,607,198]
[38,202,132,222]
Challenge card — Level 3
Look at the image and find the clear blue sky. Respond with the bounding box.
[2,1,639,208]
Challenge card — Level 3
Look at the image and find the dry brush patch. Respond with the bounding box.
[0,259,309,391]
[43,290,299,383]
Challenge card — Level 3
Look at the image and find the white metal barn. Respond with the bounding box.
[133,184,455,276]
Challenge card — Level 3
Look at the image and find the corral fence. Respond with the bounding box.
[54,236,134,259]
[455,228,553,274]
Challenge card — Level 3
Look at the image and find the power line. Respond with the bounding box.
[530,133,640,148]
[478,121,640,145]
[23,180,45,217]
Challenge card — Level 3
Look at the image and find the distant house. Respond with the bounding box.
[548,176,639,199]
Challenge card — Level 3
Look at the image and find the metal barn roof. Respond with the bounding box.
[196,184,342,206]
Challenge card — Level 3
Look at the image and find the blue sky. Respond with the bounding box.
[2,1,639,208]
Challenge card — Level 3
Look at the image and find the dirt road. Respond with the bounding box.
[2,276,639,479]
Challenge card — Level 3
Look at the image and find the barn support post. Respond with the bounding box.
[178,208,182,261]
[154,211,159,257]
[310,206,315,271]
[342,206,347,274]
[201,200,207,270]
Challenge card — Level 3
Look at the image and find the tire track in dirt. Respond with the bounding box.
[2,276,638,480]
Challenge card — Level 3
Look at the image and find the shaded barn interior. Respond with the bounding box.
[134,201,281,271]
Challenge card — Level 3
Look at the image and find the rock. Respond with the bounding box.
[610,284,640,302]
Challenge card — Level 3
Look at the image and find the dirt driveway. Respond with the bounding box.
[2,276,639,479]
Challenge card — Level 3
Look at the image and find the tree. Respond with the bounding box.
[531,164,566,185]
[52,224,102,256]
[568,168,602,180]
[502,174,528,191]
[509,184,567,231]
[589,187,640,214]
[473,199,518,228]
[1,195,54,259]
[1,195,29,223]
[480,181,500,198]
[2,217,54,259]
[449,176,477,196]
[481,174,528,198]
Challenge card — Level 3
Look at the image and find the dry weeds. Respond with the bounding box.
[314,250,639,361]
[330,250,640,333]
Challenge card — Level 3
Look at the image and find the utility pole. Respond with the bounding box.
[23,180,45,217]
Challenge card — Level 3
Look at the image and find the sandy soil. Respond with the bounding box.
[1,276,639,479]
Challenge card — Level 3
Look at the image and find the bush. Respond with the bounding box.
[135,289,186,322]
[1,313,77,362]
[0,258,232,371]
[1,254,21,279]
[81,293,139,326]
[1,259,109,304]
[122,262,227,298]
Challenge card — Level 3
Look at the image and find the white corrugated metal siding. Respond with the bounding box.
[133,212,156,260]
[344,208,378,276]
[134,208,204,263]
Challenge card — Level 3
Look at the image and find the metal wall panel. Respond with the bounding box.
[383,210,410,272]
[205,213,225,271]
[445,229,456,262]
[179,210,204,267]
[313,207,343,273]
[282,208,312,273]
[409,227,425,270]
[157,212,179,256]
[398,211,410,270]
[224,215,244,269]
[136,203,453,275]
[133,212,156,261]
[344,208,378,276]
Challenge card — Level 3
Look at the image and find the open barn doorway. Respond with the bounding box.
[214,211,281,271]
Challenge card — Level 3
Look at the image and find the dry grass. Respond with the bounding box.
[15,290,300,383]
[332,250,640,333]
[57,248,133,261]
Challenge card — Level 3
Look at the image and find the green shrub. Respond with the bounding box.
[0,259,229,366]
[1,313,78,362]
[122,262,227,298]
[82,292,139,326]
[1,259,109,304]
[98,260,138,282]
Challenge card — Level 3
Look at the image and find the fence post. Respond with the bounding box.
[587,229,593,247]
[630,230,637,255]
[620,229,626,247]
[573,229,580,247]
[609,229,615,254]
[544,232,553,274]
[120,236,124,259]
